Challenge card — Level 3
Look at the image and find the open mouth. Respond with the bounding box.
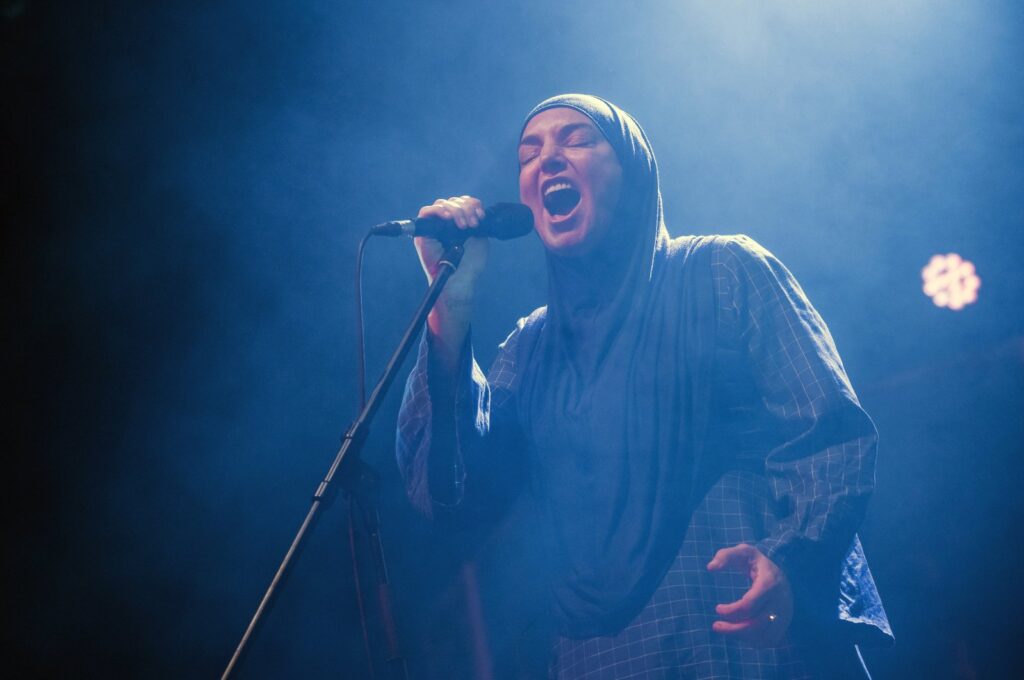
[542,182,581,217]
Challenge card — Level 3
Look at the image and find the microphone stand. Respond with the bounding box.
[222,239,468,679]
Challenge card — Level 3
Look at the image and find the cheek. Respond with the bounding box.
[519,172,538,204]
[594,165,623,214]
[518,174,545,232]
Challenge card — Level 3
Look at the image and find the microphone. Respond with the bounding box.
[370,202,534,241]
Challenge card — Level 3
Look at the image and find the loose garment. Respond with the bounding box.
[397,236,892,679]
[397,94,890,679]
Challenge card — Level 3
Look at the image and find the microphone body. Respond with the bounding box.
[371,202,534,241]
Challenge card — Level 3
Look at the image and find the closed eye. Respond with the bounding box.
[518,145,540,165]
[559,122,599,147]
[565,134,596,147]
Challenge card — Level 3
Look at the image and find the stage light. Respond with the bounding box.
[921,253,980,310]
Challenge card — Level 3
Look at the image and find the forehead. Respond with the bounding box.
[520,107,600,143]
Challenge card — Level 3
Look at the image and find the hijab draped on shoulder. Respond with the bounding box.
[514,94,718,636]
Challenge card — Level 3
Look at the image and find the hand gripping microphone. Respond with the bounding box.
[370,202,534,241]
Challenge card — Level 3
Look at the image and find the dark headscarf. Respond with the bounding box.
[515,95,718,636]
[520,94,668,375]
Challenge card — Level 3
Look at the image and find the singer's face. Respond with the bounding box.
[519,108,623,257]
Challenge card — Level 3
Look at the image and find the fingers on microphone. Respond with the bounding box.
[421,200,452,221]
[448,196,474,228]
[424,196,483,229]
[435,198,459,228]
[460,195,485,226]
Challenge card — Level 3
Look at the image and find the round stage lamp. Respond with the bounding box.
[921,253,980,310]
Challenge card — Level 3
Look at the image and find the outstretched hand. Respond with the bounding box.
[707,543,794,646]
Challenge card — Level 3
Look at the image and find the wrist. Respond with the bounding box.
[440,280,477,304]
[427,312,470,370]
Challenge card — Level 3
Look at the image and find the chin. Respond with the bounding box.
[538,224,594,257]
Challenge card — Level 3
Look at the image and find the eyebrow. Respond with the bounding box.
[519,122,597,147]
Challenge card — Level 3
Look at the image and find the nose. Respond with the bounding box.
[539,143,566,174]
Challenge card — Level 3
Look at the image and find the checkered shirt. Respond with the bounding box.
[396,235,891,679]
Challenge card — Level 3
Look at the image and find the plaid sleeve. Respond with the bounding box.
[713,236,877,582]
[396,322,525,518]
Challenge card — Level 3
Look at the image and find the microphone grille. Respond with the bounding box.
[485,203,535,240]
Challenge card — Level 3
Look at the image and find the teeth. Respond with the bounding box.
[544,182,573,196]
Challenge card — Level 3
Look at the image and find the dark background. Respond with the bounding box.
[6,1,1023,677]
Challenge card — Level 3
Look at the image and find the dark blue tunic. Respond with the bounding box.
[397,236,892,679]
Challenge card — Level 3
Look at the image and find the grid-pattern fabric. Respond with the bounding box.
[550,472,817,680]
[396,235,888,678]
